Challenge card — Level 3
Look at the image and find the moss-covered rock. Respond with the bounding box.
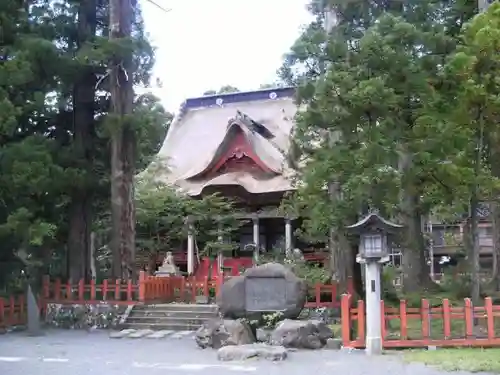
[45,303,127,329]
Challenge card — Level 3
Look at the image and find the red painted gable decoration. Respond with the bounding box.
[196,127,274,179]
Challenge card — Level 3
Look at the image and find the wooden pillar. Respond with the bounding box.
[187,217,195,275]
[253,216,260,263]
[217,222,224,276]
[285,218,293,255]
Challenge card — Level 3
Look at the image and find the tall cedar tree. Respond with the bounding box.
[280,0,477,292]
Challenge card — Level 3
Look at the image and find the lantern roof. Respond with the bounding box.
[346,210,403,234]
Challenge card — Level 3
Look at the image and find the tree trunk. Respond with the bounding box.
[490,202,500,290]
[68,0,96,282]
[327,181,353,293]
[68,201,91,281]
[488,130,500,290]
[468,199,481,305]
[109,0,136,280]
[469,120,483,305]
[350,239,363,297]
[399,149,433,293]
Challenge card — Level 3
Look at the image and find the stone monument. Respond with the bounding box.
[27,284,43,336]
[216,262,307,319]
[154,251,180,277]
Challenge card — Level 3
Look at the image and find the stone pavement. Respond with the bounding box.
[109,328,196,339]
[0,330,494,375]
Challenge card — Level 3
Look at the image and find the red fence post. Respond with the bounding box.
[379,299,386,344]
[357,299,366,346]
[442,298,451,339]
[54,279,61,301]
[399,299,407,340]
[65,280,72,301]
[9,296,15,325]
[421,298,430,341]
[114,280,120,300]
[90,279,96,301]
[138,271,146,302]
[126,280,133,301]
[340,294,351,346]
[78,279,84,301]
[464,298,473,337]
[102,279,108,300]
[0,298,4,327]
[203,277,209,298]
[485,297,495,340]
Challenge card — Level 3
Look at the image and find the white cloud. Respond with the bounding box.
[140,0,312,111]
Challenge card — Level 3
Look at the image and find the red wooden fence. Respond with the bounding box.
[42,275,138,305]
[5,274,500,349]
[341,294,500,348]
[25,273,354,308]
[141,272,353,307]
[304,279,354,309]
[0,295,26,328]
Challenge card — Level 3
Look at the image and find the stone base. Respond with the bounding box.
[217,344,287,361]
[365,336,383,355]
[45,303,125,330]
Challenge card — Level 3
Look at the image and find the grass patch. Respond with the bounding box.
[386,317,469,339]
[328,323,342,337]
[404,348,500,373]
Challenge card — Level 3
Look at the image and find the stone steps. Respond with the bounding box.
[133,303,218,312]
[121,303,218,331]
[126,316,209,326]
[110,328,196,339]
[128,310,216,319]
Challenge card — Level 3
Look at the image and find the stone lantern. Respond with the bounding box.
[346,210,403,355]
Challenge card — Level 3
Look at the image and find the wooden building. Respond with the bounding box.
[141,87,327,278]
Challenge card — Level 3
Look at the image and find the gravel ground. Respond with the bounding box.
[0,330,494,375]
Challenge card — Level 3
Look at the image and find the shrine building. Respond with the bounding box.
[141,87,328,279]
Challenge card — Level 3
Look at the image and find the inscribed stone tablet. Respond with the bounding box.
[245,277,287,312]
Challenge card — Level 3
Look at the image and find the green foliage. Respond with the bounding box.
[381,265,400,305]
[261,312,284,329]
[202,85,240,96]
[291,262,329,285]
[256,249,329,285]
[0,0,172,289]
[278,0,500,294]
[135,166,241,263]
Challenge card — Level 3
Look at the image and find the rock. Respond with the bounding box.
[44,303,124,329]
[256,328,272,342]
[217,262,307,319]
[217,344,288,361]
[325,338,342,350]
[195,319,255,349]
[269,319,333,349]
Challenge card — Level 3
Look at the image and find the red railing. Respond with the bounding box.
[142,274,211,303]
[305,279,355,309]
[341,294,500,348]
[42,276,138,305]
[0,295,27,328]
[141,272,353,308]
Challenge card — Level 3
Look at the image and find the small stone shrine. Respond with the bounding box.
[216,262,307,319]
[154,251,180,277]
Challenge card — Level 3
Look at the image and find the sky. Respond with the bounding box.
[140,0,312,112]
